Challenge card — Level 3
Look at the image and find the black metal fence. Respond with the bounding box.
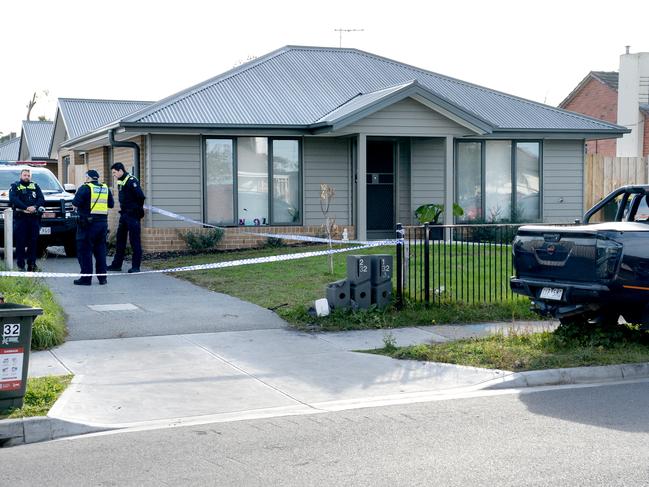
[394,222,534,308]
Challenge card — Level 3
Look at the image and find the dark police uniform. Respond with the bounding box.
[109,172,145,272]
[9,178,45,271]
[71,180,114,285]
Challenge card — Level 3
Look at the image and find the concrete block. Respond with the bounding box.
[371,281,392,309]
[350,281,371,309]
[346,255,371,284]
[620,363,649,380]
[0,418,24,447]
[370,255,392,285]
[326,279,351,309]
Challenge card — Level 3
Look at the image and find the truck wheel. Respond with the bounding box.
[63,238,77,257]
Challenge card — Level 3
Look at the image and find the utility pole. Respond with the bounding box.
[334,28,364,48]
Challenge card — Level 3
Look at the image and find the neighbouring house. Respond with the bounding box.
[0,136,20,162]
[49,98,153,186]
[560,50,649,158]
[18,121,57,175]
[52,45,628,252]
[559,71,619,156]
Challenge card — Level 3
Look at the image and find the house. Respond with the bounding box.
[49,98,153,185]
[53,45,627,252]
[0,136,20,162]
[18,121,57,174]
[559,71,619,156]
[560,50,649,158]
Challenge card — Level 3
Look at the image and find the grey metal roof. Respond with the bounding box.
[59,98,153,139]
[121,46,625,134]
[22,121,54,159]
[591,71,619,91]
[0,136,20,161]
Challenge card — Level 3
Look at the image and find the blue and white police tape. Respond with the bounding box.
[144,205,401,246]
[0,241,386,278]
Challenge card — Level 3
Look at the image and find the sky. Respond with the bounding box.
[1,0,648,136]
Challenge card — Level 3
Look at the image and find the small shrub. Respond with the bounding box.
[382,331,397,352]
[265,237,285,249]
[177,228,224,251]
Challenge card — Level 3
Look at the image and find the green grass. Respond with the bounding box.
[148,243,537,330]
[0,375,73,419]
[0,276,67,350]
[372,327,649,371]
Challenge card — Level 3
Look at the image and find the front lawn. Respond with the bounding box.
[0,275,67,350]
[371,326,649,371]
[147,243,538,330]
[0,375,73,419]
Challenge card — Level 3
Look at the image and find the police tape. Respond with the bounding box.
[0,241,387,278]
[0,205,401,278]
[144,205,401,246]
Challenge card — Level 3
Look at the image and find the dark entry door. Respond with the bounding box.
[366,140,394,238]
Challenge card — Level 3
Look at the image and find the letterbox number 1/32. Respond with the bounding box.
[2,323,20,338]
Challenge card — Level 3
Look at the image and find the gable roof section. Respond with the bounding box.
[560,71,619,109]
[59,98,153,140]
[21,121,54,160]
[313,80,491,133]
[0,137,20,161]
[119,46,625,135]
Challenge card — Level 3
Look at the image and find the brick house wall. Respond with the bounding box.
[561,77,618,156]
[141,225,356,254]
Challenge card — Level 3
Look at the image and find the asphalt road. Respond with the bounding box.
[2,382,649,486]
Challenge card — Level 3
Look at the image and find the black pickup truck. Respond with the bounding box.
[511,185,649,327]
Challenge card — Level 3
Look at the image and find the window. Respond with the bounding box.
[205,139,235,224]
[204,137,301,226]
[456,140,541,222]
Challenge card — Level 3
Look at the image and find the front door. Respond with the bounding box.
[366,140,395,239]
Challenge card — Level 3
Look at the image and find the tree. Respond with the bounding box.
[26,92,37,121]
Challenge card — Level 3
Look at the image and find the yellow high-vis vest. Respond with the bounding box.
[87,183,109,215]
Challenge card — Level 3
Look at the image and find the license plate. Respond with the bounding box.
[42,212,56,218]
[540,287,563,301]
[39,227,51,235]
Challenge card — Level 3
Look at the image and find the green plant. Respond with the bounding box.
[0,275,67,350]
[382,331,397,352]
[265,237,286,248]
[415,203,464,224]
[177,228,224,251]
[1,375,73,419]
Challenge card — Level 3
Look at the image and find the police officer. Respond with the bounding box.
[71,170,114,286]
[9,168,45,272]
[107,162,145,273]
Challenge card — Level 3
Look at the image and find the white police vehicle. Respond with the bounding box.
[0,163,77,256]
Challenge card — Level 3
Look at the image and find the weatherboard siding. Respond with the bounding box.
[335,98,473,137]
[303,137,351,226]
[398,140,412,225]
[542,139,584,223]
[410,138,446,219]
[149,135,203,228]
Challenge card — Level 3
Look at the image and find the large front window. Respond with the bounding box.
[456,140,541,222]
[204,137,301,225]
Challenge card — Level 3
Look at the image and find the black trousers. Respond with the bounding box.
[14,217,40,268]
[76,220,108,283]
[112,212,142,270]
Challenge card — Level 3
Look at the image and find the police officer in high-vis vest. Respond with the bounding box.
[9,168,45,271]
[107,162,145,273]
[71,170,114,286]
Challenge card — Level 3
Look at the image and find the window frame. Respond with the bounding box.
[203,136,303,227]
[454,139,543,223]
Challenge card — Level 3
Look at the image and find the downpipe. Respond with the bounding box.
[108,129,140,180]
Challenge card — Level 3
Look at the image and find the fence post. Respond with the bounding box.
[395,223,403,309]
[424,222,430,305]
[4,208,13,271]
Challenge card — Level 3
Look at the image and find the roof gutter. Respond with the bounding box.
[109,129,140,179]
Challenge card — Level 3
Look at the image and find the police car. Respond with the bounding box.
[0,163,77,256]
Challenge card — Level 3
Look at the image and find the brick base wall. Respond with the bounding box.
[140,225,357,253]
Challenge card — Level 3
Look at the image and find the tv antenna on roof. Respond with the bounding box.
[334,28,364,48]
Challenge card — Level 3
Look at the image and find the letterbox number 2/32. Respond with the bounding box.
[358,259,368,275]
[2,323,20,338]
